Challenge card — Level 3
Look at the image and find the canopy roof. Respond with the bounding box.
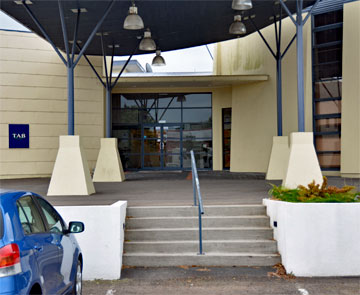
[1,0,316,56]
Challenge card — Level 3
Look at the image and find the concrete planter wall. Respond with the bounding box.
[56,201,127,280]
[263,199,360,277]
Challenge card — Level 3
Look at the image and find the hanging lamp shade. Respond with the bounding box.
[123,4,144,30]
[152,50,166,66]
[139,29,156,51]
[232,0,253,10]
[229,15,246,35]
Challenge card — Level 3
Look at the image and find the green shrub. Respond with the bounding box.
[269,177,360,203]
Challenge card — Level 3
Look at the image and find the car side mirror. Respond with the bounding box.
[68,221,84,234]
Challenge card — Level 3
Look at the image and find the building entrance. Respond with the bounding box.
[143,124,182,169]
[112,93,213,171]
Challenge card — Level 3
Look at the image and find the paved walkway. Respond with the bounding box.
[83,266,360,295]
[1,171,358,207]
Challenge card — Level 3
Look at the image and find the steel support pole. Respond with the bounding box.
[106,87,112,138]
[276,57,283,136]
[296,10,305,132]
[67,66,75,135]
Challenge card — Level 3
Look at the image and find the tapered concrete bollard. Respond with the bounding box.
[266,136,290,180]
[47,136,95,196]
[93,138,125,182]
[283,132,323,189]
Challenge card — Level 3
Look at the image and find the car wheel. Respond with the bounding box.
[72,260,82,295]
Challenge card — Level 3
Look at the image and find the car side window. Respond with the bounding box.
[17,196,46,234]
[36,198,64,234]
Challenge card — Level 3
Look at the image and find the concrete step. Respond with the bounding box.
[126,216,270,229]
[127,205,266,218]
[124,240,278,254]
[125,227,273,241]
[123,252,281,267]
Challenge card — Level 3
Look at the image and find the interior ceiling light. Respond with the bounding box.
[123,1,144,30]
[176,95,186,102]
[70,8,88,13]
[139,29,156,51]
[152,50,166,66]
[14,0,33,4]
[229,15,246,35]
[232,0,253,10]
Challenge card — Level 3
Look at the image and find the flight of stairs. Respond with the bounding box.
[123,205,280,267]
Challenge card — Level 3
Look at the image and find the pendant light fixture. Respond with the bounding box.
[232,0,253,10]
[229,15,246,35]
[139,29,156,51]
[152,50,166,66]
[123,1,144,30]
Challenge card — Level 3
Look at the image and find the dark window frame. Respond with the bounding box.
[312,9,343,171]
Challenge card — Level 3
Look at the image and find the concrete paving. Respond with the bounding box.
[83,266,360,295]
[0,171,359,206]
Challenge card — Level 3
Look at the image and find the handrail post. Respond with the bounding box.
[192,164,197,206]
[190,150,204,255]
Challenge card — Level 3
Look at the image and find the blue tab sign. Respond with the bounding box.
[9,124,29,148]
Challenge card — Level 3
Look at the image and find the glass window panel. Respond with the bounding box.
[121,94,141,108]
[315,100,341,115]
[223,152,231,169]
[163,126,181,140]
[313,45,342,65]
[144,139,161,153]
[315,118,341,133]
[183,109,212,124]
[183,127,212,141]
[315,135,341,152]
[121,154,141,169]
[314,10,343,27]
[157,95,182,108]
[143,126,161,139]
[142,109,181,123]
[144,154,161,167]
[118,139,141,154]
[183,93,211,107]
[37,198,64,234]
[113,109,139,124]
[164,140,180,154]
[183,139,212,155]
[183,152,212,169]
[164,154,181,168]
[17,196,45,234]
[314,64,342,80]
[314,27,342,45]
[314,80,342,99]
[317,153,340,169]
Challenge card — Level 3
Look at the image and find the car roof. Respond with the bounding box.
[0,190,34,200]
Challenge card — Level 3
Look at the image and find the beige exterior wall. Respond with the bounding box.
[214,16,313,173]
[341,1,360,178]
[0,31,104,179]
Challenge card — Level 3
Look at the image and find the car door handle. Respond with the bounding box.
[34,245,43,252]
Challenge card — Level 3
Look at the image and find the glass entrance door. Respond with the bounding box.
[142,124,182,169]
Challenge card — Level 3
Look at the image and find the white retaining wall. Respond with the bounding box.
[56,201,127,280]
[263,199,360,277]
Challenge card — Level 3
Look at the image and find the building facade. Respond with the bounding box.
[0,0,359,179]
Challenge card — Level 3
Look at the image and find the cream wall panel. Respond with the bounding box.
[0,73,102,90]
[0,86,102,101]
[212,87,232,171]
[0,99,102,113]
[0,31,104,178]
[0,32,56,51]
[341,1,360,177]
[0,162,54,177]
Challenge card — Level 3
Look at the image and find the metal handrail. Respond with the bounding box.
[190,150,205,255]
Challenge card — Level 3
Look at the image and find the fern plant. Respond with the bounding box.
[269,177,360,203]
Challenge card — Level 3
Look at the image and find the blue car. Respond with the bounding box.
[0,190,84,295]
